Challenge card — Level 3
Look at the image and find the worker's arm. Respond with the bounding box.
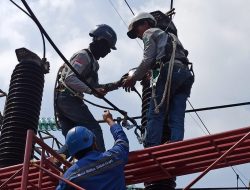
[132,29,157,81]
[64,52,93,94]
[98,80,122,92]
[103,111,129,162]
[122,29,157,88]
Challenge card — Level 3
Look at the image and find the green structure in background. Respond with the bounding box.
[126,186,143,190]
[38,118,60,131]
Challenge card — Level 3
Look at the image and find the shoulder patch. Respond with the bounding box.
[73,54,87,66]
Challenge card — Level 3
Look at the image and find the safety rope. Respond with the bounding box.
[153,34,177,114]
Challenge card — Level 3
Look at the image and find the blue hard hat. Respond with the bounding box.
[89,24,117,50]
[65,126,95,157]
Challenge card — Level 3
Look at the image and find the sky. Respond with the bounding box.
[1,0,250,188]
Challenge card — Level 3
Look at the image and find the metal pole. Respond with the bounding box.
[20,130,34,190]
[0,168,23,190]
[32,163,85,190]
[38,149,45,189]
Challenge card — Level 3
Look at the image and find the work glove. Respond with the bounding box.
[93,88,107,98]
[122,75,136,92]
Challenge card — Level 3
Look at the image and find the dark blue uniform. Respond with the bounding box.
[56,124,129,190]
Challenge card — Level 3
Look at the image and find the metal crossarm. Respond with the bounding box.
[125,126,250,186]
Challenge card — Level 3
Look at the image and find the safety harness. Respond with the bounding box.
[151,33,193,114]
[57,49,95,99]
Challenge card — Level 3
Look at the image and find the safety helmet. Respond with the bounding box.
[65,126,95,157]
[89,24,117,50]
[127,12,157,39]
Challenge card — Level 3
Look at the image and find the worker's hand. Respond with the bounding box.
[140,71,151,86]
[103,110,115,126]
[122,75,136,92]
[93,88,107,98]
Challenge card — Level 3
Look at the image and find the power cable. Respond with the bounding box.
[10,0,46,59]
[83,98,115,110]
[10,0,30,18]
[233,166,250,183]
[17,0,141,137]
[188,100,211,134]
[108,0,129,29]
[186,102,250,113]
[188,112,208,135]
[231,166,248,188]
[124,0,135,15]
[129,101,250,114]
[107,0,143,50]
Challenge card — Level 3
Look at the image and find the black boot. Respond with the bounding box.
[144,178,176,190]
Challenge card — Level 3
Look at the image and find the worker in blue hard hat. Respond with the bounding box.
[56,110,129,190]
[55,24,123,156]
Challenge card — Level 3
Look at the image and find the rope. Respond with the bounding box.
[153,34,177,113]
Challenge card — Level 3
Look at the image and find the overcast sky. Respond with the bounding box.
[1,0,250,188]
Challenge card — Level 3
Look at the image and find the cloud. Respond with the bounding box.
[1,0,250,188]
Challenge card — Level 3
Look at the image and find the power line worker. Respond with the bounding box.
[122,12,194,189]
[56,110,129,190]
[56,24,121,154]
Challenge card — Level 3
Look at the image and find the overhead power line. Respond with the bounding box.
[108,0,128,28]
[107,0,143,49]
[124,0,135,15]
[188,100,211,135]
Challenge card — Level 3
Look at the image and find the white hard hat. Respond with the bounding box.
[127,12,157,39]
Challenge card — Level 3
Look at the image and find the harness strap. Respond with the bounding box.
[59,79,83,99]
[57,49,96,99]
[152,34,178,114]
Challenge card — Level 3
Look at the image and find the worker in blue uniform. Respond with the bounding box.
[122,12,194,190]
[56,110,129,190]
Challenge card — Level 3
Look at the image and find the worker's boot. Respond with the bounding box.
[144,178,176,190]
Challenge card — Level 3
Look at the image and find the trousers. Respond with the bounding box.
[145,63,194,147]
[56,91,105,152]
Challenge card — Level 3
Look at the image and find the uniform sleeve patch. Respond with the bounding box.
[74,58,85,65]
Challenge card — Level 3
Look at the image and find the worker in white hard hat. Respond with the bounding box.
[122,12,194,190]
